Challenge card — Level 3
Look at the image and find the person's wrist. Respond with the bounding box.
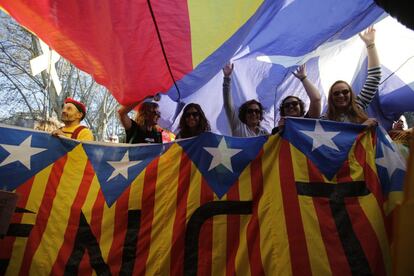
[366,43,375,49]
[299,76,307,81]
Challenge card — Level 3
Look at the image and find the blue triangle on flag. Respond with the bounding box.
[177,132,268,198]
[83,143,164,206]
[374,127,406,194]
[282,118,366,180]
[0,125,78,190]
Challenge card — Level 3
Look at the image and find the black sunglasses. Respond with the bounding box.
[184,111,200,118]
[332,89,350,97]
[247,108,261,114]
[282,101,299,109]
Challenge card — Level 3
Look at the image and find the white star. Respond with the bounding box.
[376,141,406,177]
[300,121,341,151]
[107,151,141,181]
[0,135,47,170]
[203,138,242,172]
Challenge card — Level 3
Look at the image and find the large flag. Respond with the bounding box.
[3,1,414,134]
[0,120,404,275]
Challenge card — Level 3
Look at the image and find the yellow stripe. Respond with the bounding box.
[289,144,331,275]
[146,144,182,275]
[6,164,53,275]
[186,161,202,224]
[212,212,227,276]
[128,163,146,210]
[29,144,89,275]
[234,158,252,275]
[82,176,100,223]
[100,199,115,262]
[359,193,391,275]
[188,0,263,67]
[259,135,292,275]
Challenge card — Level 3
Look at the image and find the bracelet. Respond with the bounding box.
[300,76,307,81]
[366,43,375,49]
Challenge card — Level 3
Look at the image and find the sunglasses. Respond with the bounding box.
[247,108,261,115]
[282,101,299,109]
[184,111,200,118]
[332,89,350,97]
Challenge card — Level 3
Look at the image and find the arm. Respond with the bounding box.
[356,26,382,110]
[293,64,321,118]
[222,63,238,134]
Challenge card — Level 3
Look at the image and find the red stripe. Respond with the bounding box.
[18,155,68,276]
[197,178,214,275]
[279,141,312,276]
[107,187,131,275]
[170,152,191,276]
[50,161,95,275]
[313,197,352,275]
[345,197,386,275]
[226,181,240,276]
[78,251,92,276]
[0,177,35,262]
[307,146,354,274]
[133,159,159,275]
[246,150,265,276]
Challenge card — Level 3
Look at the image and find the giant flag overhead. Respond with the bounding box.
[1,1,414,134]
[0,119,405,275]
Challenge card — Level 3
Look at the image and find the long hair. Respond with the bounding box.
[238,99,263,125]
[326,80,368,123]
[279,96,305,117]
[134,102,159,129]
[178,103,210,138]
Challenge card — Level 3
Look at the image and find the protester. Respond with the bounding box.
[51,98,94,141]
[176,103,210,139]
[388,115,412,158]
[272,64,321,134]
[322,26,381,127]
[223,63,269,137]
[118,100,163,144]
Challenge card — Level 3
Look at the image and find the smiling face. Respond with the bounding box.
[282,97,302,117]
[331,82,351,110]
[245,103,261,127]
[184,107,200,129]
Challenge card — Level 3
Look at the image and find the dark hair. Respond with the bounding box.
[134,102,160,129]
[177,103,210,138]
[238,99,263,125]
[326,80,368,123]
[279,96,305,117]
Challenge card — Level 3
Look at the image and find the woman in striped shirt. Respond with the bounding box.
[323,26,381,126]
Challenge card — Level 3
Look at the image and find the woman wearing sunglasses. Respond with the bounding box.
[223,63,269,137]
[323,26,381,126]
[176,103,211,139]
[118,100,163,144]
[272,64,322,134]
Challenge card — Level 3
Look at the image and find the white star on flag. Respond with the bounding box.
[203,138,242,172]
[107,151,141,181]
[300,121,341,151]
[0,135,47,170]
[375,142,406,177]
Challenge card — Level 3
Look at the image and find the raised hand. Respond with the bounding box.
[358,26,376,46]
[223,63,234,77]
[292,64,307,81]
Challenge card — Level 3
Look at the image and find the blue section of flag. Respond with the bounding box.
[374,127,406,194]
[282,118,366,179]
[0,126,77,190]
[177,132,267,198]
[157,0,383,135]
[83,143,164,206]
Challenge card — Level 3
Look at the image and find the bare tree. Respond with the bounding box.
[0,11,121,141]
